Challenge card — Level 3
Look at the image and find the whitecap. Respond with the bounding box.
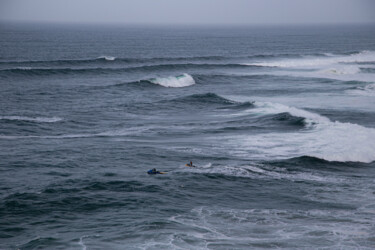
[0,116,63,123]
[150,73,195,88]
[245,51,375,68]
[243,51,375,82]
[97,56,116,61]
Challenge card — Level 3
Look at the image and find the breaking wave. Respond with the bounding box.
[97,56,116,61]
[149,73,195,88]
[221,98,375,163]
[242,51,375,82]
[245,51,375,68]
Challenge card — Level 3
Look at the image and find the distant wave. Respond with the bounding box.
[241,51,375,83]
[0,63,250,77]
[110,73,197,88]
[0,55,230,67]
[0,116,62,123]
[149,73,195,88]
[0,52,367,67]
[97,56,116,61]
[244,50,375,68]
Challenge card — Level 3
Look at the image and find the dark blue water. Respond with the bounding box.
[1,23,375,249]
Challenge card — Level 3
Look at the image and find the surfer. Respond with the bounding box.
[186,161,196,167]
[147,168,166,174]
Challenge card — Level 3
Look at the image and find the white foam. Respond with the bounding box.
[167,206,373,249]
[347,83,375,96]
[0,126,149,140]
[16,66,32,70]
[218,100,375,163]
[246,51,375,68]
[98,56,116,61]
[243,51,375,83]
[78,236,87,250]
[150,73,195,88]
[0,116,62,123]
[181,163,341,183]
[78,235,100,250]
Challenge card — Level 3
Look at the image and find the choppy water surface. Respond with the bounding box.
[1,24,375,249]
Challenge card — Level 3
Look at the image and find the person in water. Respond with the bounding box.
[147,168,161,174]
[186,161,195,167]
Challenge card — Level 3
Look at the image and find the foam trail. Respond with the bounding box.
[347,83,375,96]
[222,100,375,163]
[182,164,339,182]
[150,73,195,88]
[0,116,62,123]
[78,236,87,250]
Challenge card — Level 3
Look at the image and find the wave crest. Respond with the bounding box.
[97,56,116,61]
[149,73,195,88]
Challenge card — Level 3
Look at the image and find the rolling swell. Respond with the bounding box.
[0,55,228,65]
[0,63,252,78]
[266,156,375,171]
[0,52,335,66]
[171,93,236,105]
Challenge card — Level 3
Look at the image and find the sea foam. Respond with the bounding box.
[347,83,375,96]
[0,116,62,123]
[97,56,116,61]
[223,100,375,163]
[245,51,375,68]
[243,51,375,82]
[150,73,195,88]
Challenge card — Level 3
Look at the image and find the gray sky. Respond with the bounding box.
[1,0,374,25]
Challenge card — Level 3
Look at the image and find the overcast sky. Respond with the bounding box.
[1,0,374,25]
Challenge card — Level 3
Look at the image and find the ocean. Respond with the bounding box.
[1,23,375,249]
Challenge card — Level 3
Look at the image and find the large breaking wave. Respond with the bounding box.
[220,97,375,163]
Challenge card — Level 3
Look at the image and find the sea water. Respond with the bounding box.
[1,23,375,249]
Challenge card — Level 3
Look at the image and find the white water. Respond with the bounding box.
[179,163,342,183]
[220,100,375,163]
[246,51,375,68]
[150,73,196,88]
[244,51,375,83]
[347,83,375,96]
[0,116,62,123]
[97,56,116,61]
[165,206,373,249]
